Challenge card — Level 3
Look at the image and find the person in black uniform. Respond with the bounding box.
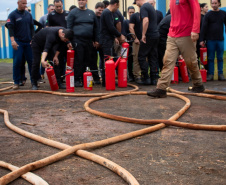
[31,27,73,90]
[6,0,34,90]
[129,6,142,84]
[136,0,159,85]
[67,0,99,87]
[148,0,163,25]
[46,0,70,83]
[100,0,126,86]
[157,14,171,71]
[90,2,105,85]
[196,3,208,70]
[123,6,135,82]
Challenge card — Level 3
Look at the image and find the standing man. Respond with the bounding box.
[129,3,142,84]
[46,0,68,28]
[90,2,105,85]
[38,4,55,81]
[67,0,99,87]
[123,6,135,82]
[31,27,73,90]
[6,0,34,90]
[136,0,159,85]
[148,0,163,25]
[47,0,69,83]
[148,0,204,98]
[157,14,171,71]
[200,0,226,81]
[39,4,55,28]
[99,0,125,86]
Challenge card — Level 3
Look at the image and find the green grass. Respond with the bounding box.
[0,58,13,63]
[213,51,226,80]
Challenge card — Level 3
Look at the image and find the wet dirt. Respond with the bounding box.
[0,62,226,185]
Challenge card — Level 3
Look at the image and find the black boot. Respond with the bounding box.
[32,83,38,90]
[147,89,167,98]
[218,74,226,81]
[207,74,214,81]
[57,79,66,89]
[190,85,205,93]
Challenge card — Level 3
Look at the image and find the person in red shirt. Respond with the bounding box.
[147,0,204,98]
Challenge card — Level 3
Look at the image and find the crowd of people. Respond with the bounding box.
[6,0,226,97]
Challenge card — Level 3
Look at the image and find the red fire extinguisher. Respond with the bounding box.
[46,66,59,91]
[118,58,127,87]
[171,66,179,84]
[105,59,115,91]
[66,67,74,92]
[83,67,93,91]
[200,47,207,65]
[67,50,74,69]
[200,69,207,83]
[178,59,189,83]
[121,42,130,59]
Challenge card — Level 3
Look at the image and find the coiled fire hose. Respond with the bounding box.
[0,82,226,184]
[0,161,48,185]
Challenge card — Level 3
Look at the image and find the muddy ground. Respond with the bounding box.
[0,62,225,185]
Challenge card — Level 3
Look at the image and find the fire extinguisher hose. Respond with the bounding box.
[0,82,14,92]
[0,82,226,185]
[84,91,226,131]
[167,87,226,101]
[0,161,49,185]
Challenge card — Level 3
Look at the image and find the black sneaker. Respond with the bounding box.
[74,81,83,87]
[190,85,205,93]
[128,76,135,82]
[147,89,167,98]
[32,84,38,90]
[94,80,101,85]
[143,78,151,85]
[218,74,226,81]
[59,83,66,89]
[135,77,144,85]
[207,74,214,81]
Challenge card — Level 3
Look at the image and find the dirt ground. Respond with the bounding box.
[0,62,226,185]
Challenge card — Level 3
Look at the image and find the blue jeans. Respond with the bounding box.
[206,40,224,75]
[13,41,33,84]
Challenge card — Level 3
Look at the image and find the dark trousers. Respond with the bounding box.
[138,37,159,79]
[73,38,93,82]
[31,42,61,85]
[128,43,134,78]
[90,46,101,81]
[157,37,167,72]
[58,43,67,79]
[13,41,33,85]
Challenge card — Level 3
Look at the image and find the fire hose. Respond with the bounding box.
[0,83,226,184]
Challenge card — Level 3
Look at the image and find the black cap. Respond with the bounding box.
[133,0,136,4]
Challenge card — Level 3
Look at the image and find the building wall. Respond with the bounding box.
[35,0,44,22]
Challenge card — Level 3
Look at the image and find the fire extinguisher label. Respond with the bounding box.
[121,48,128,58]
[123,69,127,81]
[87,76,93,87]
[70,58,74,68]
[51,74,57,85]
[171,71,175,80]
[70,76,74,87]
[203,52,207,62]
